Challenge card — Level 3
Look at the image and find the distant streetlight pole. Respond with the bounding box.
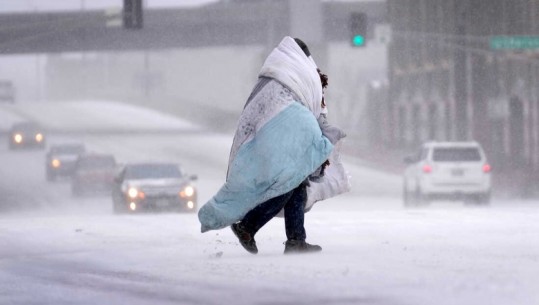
[81,0,87,99]
[144,51,150,98]
[35,54,41,102]
[32,5,41,102]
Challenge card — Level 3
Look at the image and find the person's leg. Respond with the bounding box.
[231,189,294,254]
[283,183,307,241]
[283,182,322,254]
[241,189,294,234]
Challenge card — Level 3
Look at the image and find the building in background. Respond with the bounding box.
[382,0,539,191]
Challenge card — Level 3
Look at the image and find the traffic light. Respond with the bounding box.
[124,0,143,29]
[350,12,367,47]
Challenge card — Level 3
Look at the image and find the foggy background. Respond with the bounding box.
[0,0,386,145]
[1,1,539,305]
[2,0,537,199]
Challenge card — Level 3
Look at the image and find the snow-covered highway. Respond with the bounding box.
[0,101,538,305]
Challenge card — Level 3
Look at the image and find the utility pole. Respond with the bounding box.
[35,54,41,102]
[144,51,150,98]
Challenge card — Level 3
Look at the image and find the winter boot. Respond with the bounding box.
[283,239,322,254]
[231,223,258,254]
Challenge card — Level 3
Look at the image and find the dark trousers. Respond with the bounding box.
[241,183,307,241]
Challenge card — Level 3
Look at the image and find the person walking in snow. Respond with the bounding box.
[231,65,347,255]
[198,36,348,254]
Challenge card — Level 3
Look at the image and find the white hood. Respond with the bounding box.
[258,36,323,118]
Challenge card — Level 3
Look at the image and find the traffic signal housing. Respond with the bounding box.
[350,12,367,47]
[123,0,143,29]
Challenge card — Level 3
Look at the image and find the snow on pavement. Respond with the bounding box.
[0,100,538,305]
[1,198,538,305]
[1,100,201,133]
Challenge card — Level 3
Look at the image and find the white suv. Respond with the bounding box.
[403,141,491,206]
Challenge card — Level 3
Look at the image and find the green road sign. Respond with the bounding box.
[490,36,539,50]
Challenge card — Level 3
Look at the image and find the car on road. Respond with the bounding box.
[403,141,492,206]
[45,143,86,181]
[0,80,15,103]
[8,122,46,150]
[111,162,198,213]
[71,153,117,196]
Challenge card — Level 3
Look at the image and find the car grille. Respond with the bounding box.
[141,187,179,197]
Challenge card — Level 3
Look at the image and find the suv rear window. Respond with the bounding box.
[432,147,481,162]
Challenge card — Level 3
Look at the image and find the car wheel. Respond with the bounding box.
[72,184,83,197]
[415,188,430,206]
[475,192,491,205]
[403,181,413,207]
[46,171,55,182]
[111,192,125,214]
[419,193,431,206]
[113,201,125,214]
[482,192,491,205]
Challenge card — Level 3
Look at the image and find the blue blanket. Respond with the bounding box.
[198,102,333,232]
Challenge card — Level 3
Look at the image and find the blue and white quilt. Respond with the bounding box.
[198,36,334,232]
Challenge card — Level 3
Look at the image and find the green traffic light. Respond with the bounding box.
[352,35,365,46]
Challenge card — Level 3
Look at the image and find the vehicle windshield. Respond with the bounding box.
[78,156,116,169]
[432,147,482,162]
[125,164,182,179]
[12,123,40,132]
[52,145,85,154]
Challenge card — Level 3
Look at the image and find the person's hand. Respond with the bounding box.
[320,159,330,176]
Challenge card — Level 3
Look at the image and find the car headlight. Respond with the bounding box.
[14,134,23,143]
[51,159,61,168]
[128,187,139,199]
[180,185,195,197]
[35,133,43,142]
[127,187,144,199]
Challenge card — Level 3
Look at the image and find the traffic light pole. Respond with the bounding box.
[123,0,143,30]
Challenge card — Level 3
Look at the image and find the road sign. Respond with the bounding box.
[490,36,539,50]
[105,7,122,27]
[374,24,391,44]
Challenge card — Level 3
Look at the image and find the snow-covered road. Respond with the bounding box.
[0,101,538,305]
